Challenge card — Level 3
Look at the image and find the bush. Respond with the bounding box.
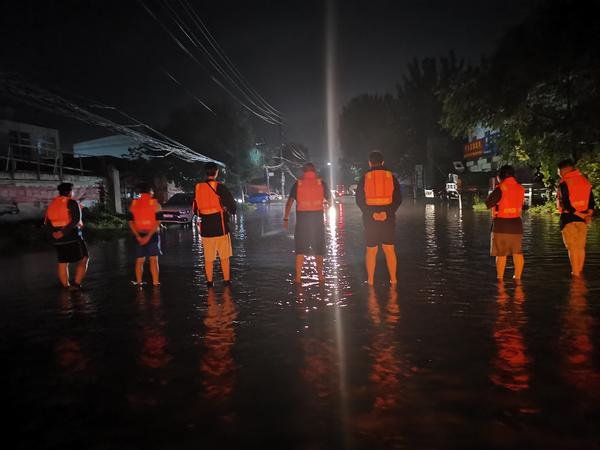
[472,194,488,212]
[527,201,559,215]
[84,209,128,230]
[578,151,600,204]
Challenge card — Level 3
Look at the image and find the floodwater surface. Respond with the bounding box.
[2,199,600,449]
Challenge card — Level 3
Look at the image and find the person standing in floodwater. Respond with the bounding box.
[127,182,162,286]
[485,165,525,281]
[283,162,332,284]
[44,182,89,289]
[556,159,595,277]
[356,150,401,285]
[193,162,237,288]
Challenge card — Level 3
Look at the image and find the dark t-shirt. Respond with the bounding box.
[355,167,402,226]
[558,182,596,230]
[194,181,237,237]
[45,197,83,244]
[485,186,523,234]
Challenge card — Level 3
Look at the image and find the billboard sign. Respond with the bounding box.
[464,138,484,159]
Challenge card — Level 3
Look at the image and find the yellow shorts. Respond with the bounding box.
[561,222,588,250]
[201,233,232,261]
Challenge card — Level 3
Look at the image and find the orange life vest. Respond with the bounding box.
[45,195,81,228]
[557,170,592,214]
[129,193,158,232]
[195,180,226,234]
[364,169,394,206]
[494,177,525,219]
[296,172,324,211]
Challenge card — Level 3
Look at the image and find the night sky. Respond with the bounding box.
[1,0,541,156]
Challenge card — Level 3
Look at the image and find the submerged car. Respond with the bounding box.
[161,193,195,224]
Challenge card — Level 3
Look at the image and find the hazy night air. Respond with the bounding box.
[1,0,540,155]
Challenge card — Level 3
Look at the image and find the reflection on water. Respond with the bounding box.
[560,277,600,396]
[2,201,600,449]
[200,287,237,412]
[490,283,531,391]
[136,287,171,369]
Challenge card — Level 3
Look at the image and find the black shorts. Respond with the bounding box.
[295,211,325,255]
[363,217,395,247]
[134,233,162,258]
[55,238,88,263]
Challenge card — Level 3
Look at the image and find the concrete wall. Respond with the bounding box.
[0,171,105,222]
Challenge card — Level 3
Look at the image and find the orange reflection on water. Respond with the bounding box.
[200,287,237,403]
[367,287,402,411]
[137,287,171,369]
[55,289,90,373]
[560,277,600,394]
[490,283,531,391]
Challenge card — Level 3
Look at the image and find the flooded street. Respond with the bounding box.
[3,199,600,450]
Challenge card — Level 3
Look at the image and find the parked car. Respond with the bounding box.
[161,193,196,224]
[268,192,283,201]
[0,201,19,216]
[247,193,270,204]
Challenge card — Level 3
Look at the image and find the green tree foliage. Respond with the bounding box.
[129,101,257,191]
[339,52,464,179]
[441,0,600,188]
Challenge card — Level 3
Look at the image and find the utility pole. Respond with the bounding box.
[279,123,285,196]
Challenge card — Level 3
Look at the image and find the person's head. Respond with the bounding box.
[368,150,384,168]
[497,165,515,181]
[136,182,153,195]
[205,162,219,178]
[558,158,575,177]
[57,182,73,197]
[302,162,316,173]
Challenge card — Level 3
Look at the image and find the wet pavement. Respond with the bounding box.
[2,198,600,449]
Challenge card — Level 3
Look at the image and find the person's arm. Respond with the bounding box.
[355,176,366,211]
[558,183,575,213]
[219,185,237,216]
[283,183,297,228]
[485,187,502,209]
[391,175,402,212]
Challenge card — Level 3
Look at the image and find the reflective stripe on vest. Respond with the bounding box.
[46,196,72,227]
[296,173,324,211]
[558,170,592,213]
[130,193,158,232]
[364,169,394,206]
[494,177,525,219]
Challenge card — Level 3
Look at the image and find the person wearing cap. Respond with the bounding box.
[283,162,332,284]
[127,183,162,286]
[485,165,525,281]
[44,182,89,289]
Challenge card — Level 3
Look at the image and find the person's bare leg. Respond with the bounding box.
[222,256,231,281]
[135,257,145,284]
[295,254,304,283]
[578,249,586,275]
[567,249,576,275]
[366,246,378,285]
[512,254,524,280]
[496,256,507,280]
[205,258,214,283]
[570,249,584,276]
[58,263,69,287]
[149,256,160,285]
[316,255,324,283]
[74,256,89,285]
[382,244,397,284]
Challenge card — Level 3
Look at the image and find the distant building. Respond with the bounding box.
[73,135,138,158]
[0,119,60,161]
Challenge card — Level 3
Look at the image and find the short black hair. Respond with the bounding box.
[205,162,219,177]
[558,159,574,169]
[498,165,515,180]
[369,150,384,165]
[303,162,316,172]
[57,182,73,196]
[136,182,152,194]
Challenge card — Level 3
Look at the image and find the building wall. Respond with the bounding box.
[0,120,61,159]
[0,172,105,222]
